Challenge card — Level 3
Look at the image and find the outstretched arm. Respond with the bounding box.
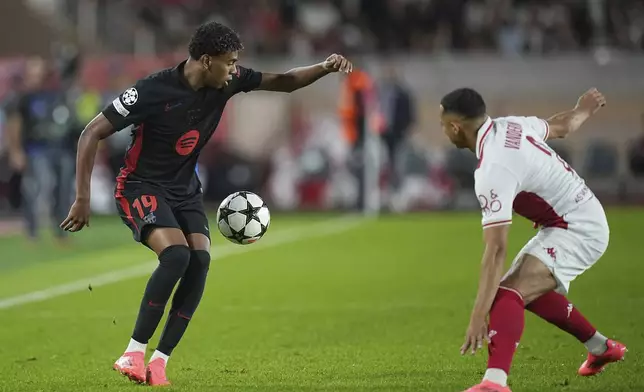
[257,54,353,93]
[546,88,606,140]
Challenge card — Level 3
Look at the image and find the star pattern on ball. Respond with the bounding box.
[239,203,263,225]
[217,191,270,245]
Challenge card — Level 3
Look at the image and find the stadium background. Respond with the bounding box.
[0,1,642,391]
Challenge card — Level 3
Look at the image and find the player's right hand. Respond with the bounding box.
[60,199,91,232]
[575,88,606,115]
[461,317,490,356]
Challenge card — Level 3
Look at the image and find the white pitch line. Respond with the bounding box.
[21,303,439,319]
[0,216,365,311]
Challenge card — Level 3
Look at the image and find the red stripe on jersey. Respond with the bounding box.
[483,219,512,228]
[115,124,144,197]
[117,196,139,233]
[541,119,550,140]
[477,122,494,168]
[513,191,568,229]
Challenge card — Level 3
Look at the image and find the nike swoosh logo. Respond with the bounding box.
[165,102,183,111]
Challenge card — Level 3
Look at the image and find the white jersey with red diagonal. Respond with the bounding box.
[474,116,594,229]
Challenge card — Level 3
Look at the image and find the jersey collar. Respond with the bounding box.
[174,60,194,91]
[475,116,494,160]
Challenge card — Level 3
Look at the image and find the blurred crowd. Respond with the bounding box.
[126,0,644,55]
[0,0,643,238]
[2,53,643,222]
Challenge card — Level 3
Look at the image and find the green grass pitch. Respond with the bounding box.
[0,209,641,391]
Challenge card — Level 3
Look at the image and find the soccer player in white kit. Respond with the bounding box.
[438,88,627,392]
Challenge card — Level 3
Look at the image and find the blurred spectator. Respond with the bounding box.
[628,132,644,177]
[85,0,644,56]
[1,74,25,210]
[4,58,79,243]
[338,67,380,210]
[378,63,415,191]
[606,0,644,50]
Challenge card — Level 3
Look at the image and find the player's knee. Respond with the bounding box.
[158,245,192,276]
[501,255,555,303]
[502,274,557,304]
[191,250,211,272]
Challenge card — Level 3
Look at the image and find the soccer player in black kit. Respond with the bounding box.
[60,22,353,386]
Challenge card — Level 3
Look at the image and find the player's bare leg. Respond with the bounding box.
[146,233,211,386]
[114,227,190,384]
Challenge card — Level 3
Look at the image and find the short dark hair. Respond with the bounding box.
[440,88,486,119]
[188,22,244,59]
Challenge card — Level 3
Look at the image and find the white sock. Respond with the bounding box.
[483,368,508,387]
[125,338,146,354]
[584,331,609,355]
[150,350,169,364]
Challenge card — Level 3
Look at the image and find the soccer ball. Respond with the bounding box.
[216,191,271,245]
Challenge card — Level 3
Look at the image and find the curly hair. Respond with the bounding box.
[188,22,244,59]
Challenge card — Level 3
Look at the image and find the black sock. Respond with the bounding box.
[131,245,191,344]
[157,250,210,355]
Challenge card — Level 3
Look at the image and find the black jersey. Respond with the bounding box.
[102,60,262,199]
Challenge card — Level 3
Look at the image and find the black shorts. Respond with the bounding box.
[115,183,210,245]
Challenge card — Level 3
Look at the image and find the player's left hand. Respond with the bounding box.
[575,88,606,114]
[461,317,490,355]
[323,54,353,74]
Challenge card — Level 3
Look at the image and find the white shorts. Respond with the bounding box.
[503,196,610,295]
